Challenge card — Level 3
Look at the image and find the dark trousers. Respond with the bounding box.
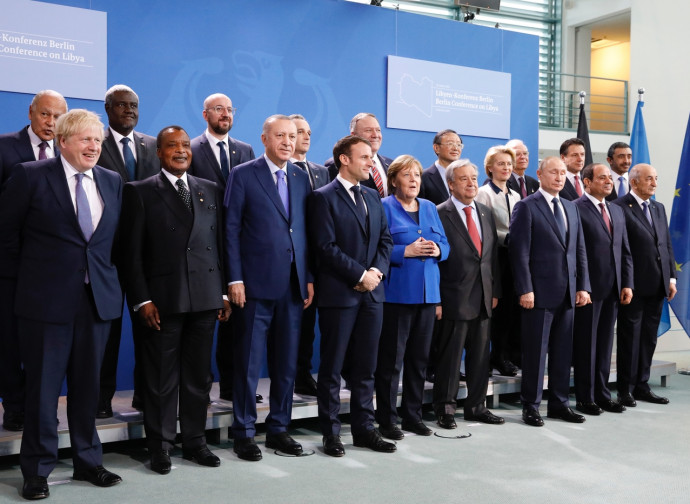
[616,294,664,395]
[0,278,24,416]
[520,303,574,410]
[433,314,490,416]
[491,248,518,365]
[141,309,216,451]
[215,315,235,398]
[317,296,383,436]
[375,303,435,425]
[19,285,110,478]
[297,302,318,376]
[573,289,618,403]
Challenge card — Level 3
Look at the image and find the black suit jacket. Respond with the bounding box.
[325,153,393,196]
[436,199,500,320]
[0,127,59,186]
[575,195,633,301]
[612,193,675,298]
[420,163,449,205]
[122,172,225,315]
[507,173,539,199]
[605,177,629,202]
[97,129,160,182]
[189,133,255,187]
[559,177,580,201]
[306,160,329,190]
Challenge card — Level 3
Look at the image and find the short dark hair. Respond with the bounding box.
[156,125,187,148]
[559,137,585,156]
[607,141,631,159]
[581,163,606,182]
[433,129,462,145]
[332,135,372,170]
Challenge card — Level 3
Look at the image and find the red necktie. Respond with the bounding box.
[599,202,611,234]
[371,165,385,197]
[463,206,482,256]
[574,175,583,197]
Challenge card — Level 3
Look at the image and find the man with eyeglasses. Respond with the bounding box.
[96,84,160,419]
[420,129,463,205]
[506,138,539,199]
[190,93,256,405]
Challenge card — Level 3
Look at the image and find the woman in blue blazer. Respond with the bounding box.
[375,155,449,439]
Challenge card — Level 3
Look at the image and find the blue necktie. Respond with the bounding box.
[121,137,136,181]
[552,197,566,243]
[218,141,230,180]
[618,176,627,197]
[276,169,289,218]
[642,201,652,226]
[75,173,93,241]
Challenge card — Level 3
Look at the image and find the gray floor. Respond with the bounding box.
[1,351,689,504]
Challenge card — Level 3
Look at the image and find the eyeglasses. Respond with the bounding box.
[206,106,237,115]
[438,142,463,149]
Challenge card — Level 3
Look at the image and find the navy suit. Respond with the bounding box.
[325,153,393,196]
[224,156,311,438]
[0,157,122,478]
[559,177,581,201]
[190,133,255,186]
[509,191,590,410]
[507,173,539,199]
[573,195,633,403]
[309,179,393,436]
[0,127,56,186]
[613,193,675,395]
[420,163,450,205]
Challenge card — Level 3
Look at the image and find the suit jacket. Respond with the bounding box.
[122,172,225,315]
[420,163,450,205]
[224,156,311,300]
[190,133,255,187]
[559,177,580,201]
[97,129,160,182]
[305,160,329,190]
[437,199,500,320]
[0,157,122,322]
[507,173,539,199]
[509,191,590,309]
[612,193,675,297]
[381,196,449,304]
[325,153,393,195]
[605,178,629,202]
[0,126,59,186]
[575,195,633,301]
[308,179,393,308]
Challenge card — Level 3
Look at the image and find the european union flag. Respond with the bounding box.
[630,100,671,336]
[669,113,690,339]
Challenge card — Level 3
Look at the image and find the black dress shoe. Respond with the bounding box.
[294,373,318,396]
[96,402,113,419]
[378,423,405,440]
[491,359,518,377]
[401,420,433,436]
[150,449,171,474]
[618,393,637,407]
[73,465,122,487]
[265,432,303,455]
[634,389,669,404]
[522,408,544,427]
[131,398,144,411]
[436,413,457,429]
[323,435,345,457]
[218,393,263,403]
[596,399,626,413]
[353,429,396,453]
[234,437,262,461]
[256,394,263,403]
[547,407,586,423]
[575,401,603,415]
[465,410,505,424]
[459,371,466,381]
[183,445,220,467]
[22,476,49,500]
[2,411,24,431]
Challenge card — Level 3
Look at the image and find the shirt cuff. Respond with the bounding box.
[133,300,151,312]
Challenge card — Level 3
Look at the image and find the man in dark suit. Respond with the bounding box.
[325,113,393,197]
[310,136,394,456]
[559,138,586,201]
[0,109,122,499]
[613,163,676,406]
[573,163,633,415]
[510,156,591,427]
[506,139,539,199]
[96,84,160,418]
[419,129,462,205]
[224,115,313,461]
[122,126,229,474]
[289,114,329,396]
[189,92,255,403]
[0,90,67,433]
[434,159,504,428]
[605,142,632,202]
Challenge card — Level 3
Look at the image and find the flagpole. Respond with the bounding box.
[638,87,645,102]
[579,90,586,106]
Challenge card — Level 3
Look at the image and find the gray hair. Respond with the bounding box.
[262,114,293,134]
[446,158,478,184]
[349,112,377,134]
[105,84,138,106]
[289,114,306,121]
[31,89,66,108]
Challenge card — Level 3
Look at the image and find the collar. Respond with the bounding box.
[584,191,605,206]
[61,156,94,180]
[264,153,287,173]
[336,173,358,192]
[161,168,189,188]
[205,129,228,146]
[538,187,560,203]
[27,125,54,150]
[109,127,135,145]
[630,190,649,207]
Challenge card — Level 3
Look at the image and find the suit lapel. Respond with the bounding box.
[627,194,655,236]
[200,136,224,181]
[583,198,612,238]
[45,157,84,238]
[254,157,289,222]
[228,138,241,169]
[335,181,367,233]
[102,130,127,179]
[18,127,36,161]
[442,201,478,256]
[534,192,566,247]
[431,166,449,197]
[155,172,193,224]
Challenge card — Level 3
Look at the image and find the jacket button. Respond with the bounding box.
[207,246,212,250]
[187,247,191,251]
[209,267,215,272]
[211,225,215,230]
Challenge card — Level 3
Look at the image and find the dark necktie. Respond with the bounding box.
[350,185,367,224]
[518,176,527,198]
[38,141,48,160]
[121,137,136,181]
[294,160,315,189]
[599,202,611,234]
[176,178,192,210]
[574,175,583,197]
[642,201,652,226]
[218,141,230,180]
[276,170,289,217]
[463,206,482,256]
[618,176,627,196]
[552,197,566,243]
